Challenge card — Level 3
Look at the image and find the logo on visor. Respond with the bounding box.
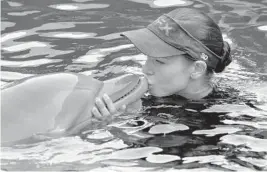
[200,53,208,61]
[154,17,174,36]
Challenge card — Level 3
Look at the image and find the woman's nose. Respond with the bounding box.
[142,59,154,75]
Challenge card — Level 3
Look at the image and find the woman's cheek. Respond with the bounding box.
[173,75,190,92]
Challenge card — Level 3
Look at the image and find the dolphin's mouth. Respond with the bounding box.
[100,74,148,108]
[113,78,141,103]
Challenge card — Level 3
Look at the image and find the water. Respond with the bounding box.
[1,0,267,171]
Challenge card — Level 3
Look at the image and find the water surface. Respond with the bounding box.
[1,0,267,171]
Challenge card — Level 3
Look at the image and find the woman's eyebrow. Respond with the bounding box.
[157,57,168,60]
[157,57,173,61]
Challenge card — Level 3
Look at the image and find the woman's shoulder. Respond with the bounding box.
[204,84,239,100]
[142,84,256,111]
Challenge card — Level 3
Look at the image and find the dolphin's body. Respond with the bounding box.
[1,73,148,145]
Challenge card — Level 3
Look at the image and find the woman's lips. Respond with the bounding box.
[148,83,153,90]
[145,76,153,89]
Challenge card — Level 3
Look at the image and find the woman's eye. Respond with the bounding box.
[156,60,165,64]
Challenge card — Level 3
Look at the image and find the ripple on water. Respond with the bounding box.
[81,147,163,165]
[146,154,180,163]
[1,23,89,44]
[153,0,193,7]
[258,25,267,31]
[125,0,193,8]
[148,123,189,135]
[201,104,253,113]
[86,129,113,140]
[74,44,134,63]
[34,22,76,31]
[96,32,122,41]
[101,65,144,76]
[89,166,156,172]
[1,71,34,82]
[1,31,27,43]
[118,54,146,64]
[40,32,97,39]
[222,120,267,130]
[101,160,139,167]
[182,156,255,171]
[7,1,23,7]
[2,41,74,59]
[220,134,267,152]
[238,156,267,169]
[49,3,110,11]
[1,59,62,67]
[216,61,260,82]
[183,155,227,165]
[79,70,97,76]
[2,42,47,52]
[72,0,94,2]
[221,162,260,172]
[34,21,103,31]
[1,21,16,31]
[112,54,147,74]
[108,147,162,160]
[166,168,231,172]
[193,126,241,137]
[1,137,128,164]
[7,11,40,16]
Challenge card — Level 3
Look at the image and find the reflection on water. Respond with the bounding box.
[258,25,267,31]
[1,0,267,171]
[7,10,40,16]
[49,3,109,11]
[1,58,63,67]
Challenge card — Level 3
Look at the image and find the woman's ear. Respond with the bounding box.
[190,61,207,79]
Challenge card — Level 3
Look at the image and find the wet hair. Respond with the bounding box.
[174,8,232,73]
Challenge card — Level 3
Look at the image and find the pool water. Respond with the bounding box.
[1,0,267,171]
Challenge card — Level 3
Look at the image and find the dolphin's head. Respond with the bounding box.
[69,74,148,135]
[98,74,148,108]
[1,73,148,145]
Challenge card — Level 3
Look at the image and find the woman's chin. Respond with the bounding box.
[148,89,167,97]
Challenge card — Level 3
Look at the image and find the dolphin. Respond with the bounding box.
[1,73,148,145]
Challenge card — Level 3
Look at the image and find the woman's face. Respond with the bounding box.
[142,55,192,97]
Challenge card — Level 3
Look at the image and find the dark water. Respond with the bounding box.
[1,0,267,171]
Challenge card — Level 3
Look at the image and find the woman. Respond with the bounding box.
[92,8,232,120]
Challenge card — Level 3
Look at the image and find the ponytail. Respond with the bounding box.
[214,41,232,73]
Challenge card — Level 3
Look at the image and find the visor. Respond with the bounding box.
[121,14,223,70]
[121,28,185,58]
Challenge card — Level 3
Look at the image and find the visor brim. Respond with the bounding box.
[121,28,185,58]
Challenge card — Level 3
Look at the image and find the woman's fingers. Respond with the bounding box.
[95,97,110,117]
[92,107,102,120]
[103,94,117,114]
[92,94,127,120]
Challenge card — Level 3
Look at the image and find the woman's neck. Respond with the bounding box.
[177,79,213,100]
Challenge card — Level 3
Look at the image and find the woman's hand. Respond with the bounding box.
[92,93,126,121]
